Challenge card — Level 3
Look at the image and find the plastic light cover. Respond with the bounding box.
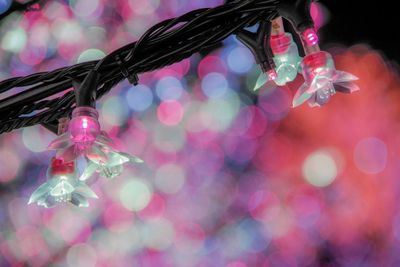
[79,132,144,181]
[293,51,359,108]
[28,158,98,208]
[270,33,302,86]
[254,69,277,91]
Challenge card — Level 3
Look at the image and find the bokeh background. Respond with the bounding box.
[1,0,400,266]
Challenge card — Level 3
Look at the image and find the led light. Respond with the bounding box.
[48,107,143,182]
[28,157,98,208]
[270,33,302,86]
[293,51,359,108]
[82,118,88,129]
[30,110,143,208]
[302,28,319,46]
[69,107,100,149]
[48,107,102,162]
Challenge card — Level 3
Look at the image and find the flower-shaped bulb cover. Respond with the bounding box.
[293,51,359,108]
[28,157,98,208]
[270,33,302,86]
[48,109,143,181]
[254,69,277,91]
[48,107,105,163]
[79,132,144,181]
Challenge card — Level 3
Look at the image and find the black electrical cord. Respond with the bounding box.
[0,0,283,134]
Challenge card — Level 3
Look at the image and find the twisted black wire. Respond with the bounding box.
[0,0,280,134]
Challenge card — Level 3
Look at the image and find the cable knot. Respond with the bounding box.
[115,55,139,86]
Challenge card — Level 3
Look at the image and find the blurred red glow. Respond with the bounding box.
[198,55,228,79]
[103,203,135,231]
[138,193,166,220]
[157,100,184,126]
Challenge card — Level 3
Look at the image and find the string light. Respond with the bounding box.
[292,27,359,107]
[0,0,360,208]
[29,107,143,208]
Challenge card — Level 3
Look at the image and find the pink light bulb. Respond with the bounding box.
[301,28,320,55]
[301,51,332,84]
[82,118,88,129]
[303,28,319,46]
[69,107,100,147]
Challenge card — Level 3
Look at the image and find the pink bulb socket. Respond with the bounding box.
[302,28,319,46]
[270,33,292,55]
[301,51,335,84]
[301,28,320,55]
[69,107,100,144]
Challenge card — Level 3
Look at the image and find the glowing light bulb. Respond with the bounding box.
[82,118,88,129]
[69,107,100,146]
[48,123,143,181]
[303,28,319,46]
[253,69,277,91]
[293,51,359,108]
[301,28,321,55]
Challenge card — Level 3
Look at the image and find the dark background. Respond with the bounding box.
[320,1,400,64]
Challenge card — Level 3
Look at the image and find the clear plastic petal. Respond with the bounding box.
[119,152,144,163]
[95,131,115,147]
[334,70,359,83]
[49,180,75,197]
[334,82,360,94]
[254,72,268,91]
[47,133,71,150]
[105,151,131,167]
[308,76,332,94]
[28,179,58,204]
[293,83,313,108]
[86,145,108,165]
[79,161,99,181]
[100,165,124,179]
[58,145,79,162]
[307,95,319,107]
[74,182,98,199]
[38,195,57,208]
[275,64,297,86]
[313,87,333,107]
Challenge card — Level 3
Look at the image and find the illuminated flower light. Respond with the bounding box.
[270,33,302,86]
[48,107,143,180]
[293,51,359,107]
[28,157,98,208]
[254,33,302,91]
